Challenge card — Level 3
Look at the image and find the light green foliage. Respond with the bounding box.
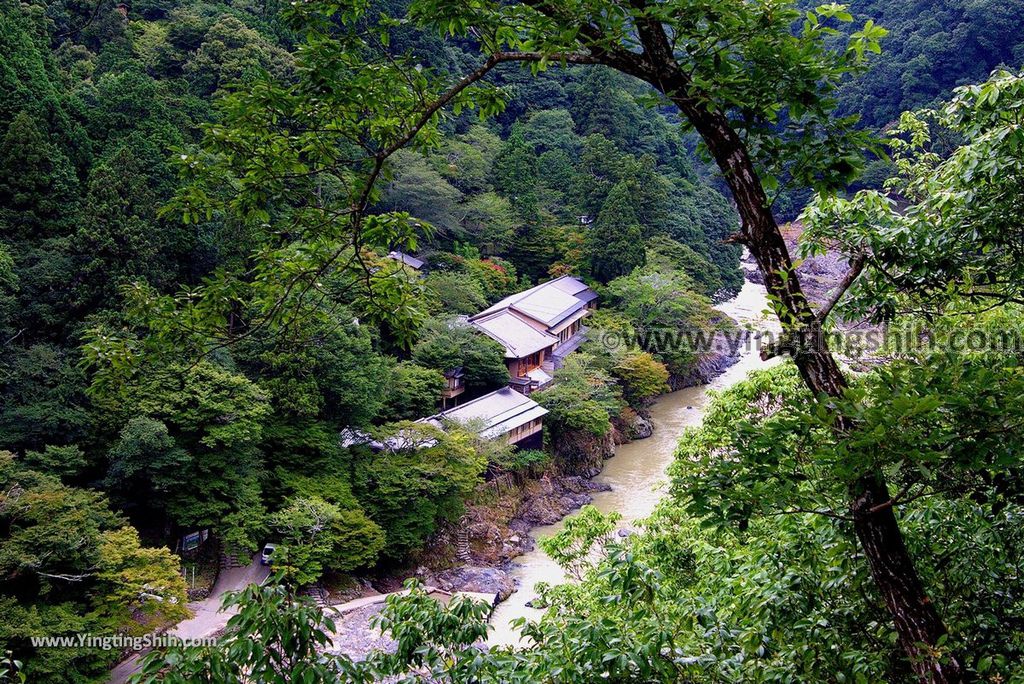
[610,351,670,406]
[535,353,622,439]
[664,350,1024,676]
[95,527,190,628]
[519,109,580,155]
[133,580,496,683]
[538,505,620,581]
[463,257,520,301]
[380,150,464,238]
[269,497,384,585]
[0,453,122,588]
[130,361,269,451]
[458,191,518,255]
[491,448,550,478]
[367,580,494,681]
[430,125,501,195]
[423,249,520,309]
[669,363,824,526]
[545,223,588,277]
[513,507,892,683]
[183,15,292,95]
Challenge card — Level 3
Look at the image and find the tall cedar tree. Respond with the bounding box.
[587,181,645,283]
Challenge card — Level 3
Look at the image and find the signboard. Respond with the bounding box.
[181,529,209,552]
[182,532,201,551]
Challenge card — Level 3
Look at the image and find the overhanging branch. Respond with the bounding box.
[815,252,867,323]
[380,50,602,160]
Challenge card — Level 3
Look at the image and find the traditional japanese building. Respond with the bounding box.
[422,387,548,449]
[440,367,466,409]
[469,275,597,394]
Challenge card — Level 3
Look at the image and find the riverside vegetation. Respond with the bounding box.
[2,0,1024,682]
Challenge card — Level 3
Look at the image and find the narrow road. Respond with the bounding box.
[108,553,270,683]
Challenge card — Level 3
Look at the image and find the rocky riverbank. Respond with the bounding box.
[668,324,748,390]
[331,252,791,656]
[744,221,849,305]
[385,324,747,602]
[745,222,884,368]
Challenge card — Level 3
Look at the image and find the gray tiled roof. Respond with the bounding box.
[423,387,548,440]
[470,310,558,358]
[387,251,425,269]
[471,275,596,328]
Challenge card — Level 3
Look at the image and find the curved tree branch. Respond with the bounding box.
[816,252,867,323]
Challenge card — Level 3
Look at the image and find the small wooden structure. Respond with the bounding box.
[441,367,466,408]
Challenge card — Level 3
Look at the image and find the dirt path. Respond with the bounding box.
[108,553,270,683]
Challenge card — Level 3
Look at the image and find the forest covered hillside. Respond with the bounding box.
[2,0,1024,681]
[0,1,745,678]
[830,0,1024,127]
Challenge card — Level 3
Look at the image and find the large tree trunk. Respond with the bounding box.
[685,101,965,683]
[852,472,965,682]
[649,58,964,681]
[512,6,963,676]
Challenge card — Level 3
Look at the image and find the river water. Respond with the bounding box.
[488,262,780,646]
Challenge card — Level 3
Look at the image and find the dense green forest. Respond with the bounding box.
[831,0,1024,127]
[0,0,741,678]
[2,0,1024,680]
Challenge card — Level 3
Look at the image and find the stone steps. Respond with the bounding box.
[304,583,330,607]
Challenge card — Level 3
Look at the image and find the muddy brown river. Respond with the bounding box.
[488,261,780,646]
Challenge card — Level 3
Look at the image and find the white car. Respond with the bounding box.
[261,543,277,566]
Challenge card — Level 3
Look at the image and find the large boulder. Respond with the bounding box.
[515,474,609,526]
[427,565,516,603]
[615,407,653,442]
